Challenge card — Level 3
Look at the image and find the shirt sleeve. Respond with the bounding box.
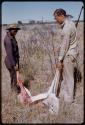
[4,37,16,66]
[58,29,70,61]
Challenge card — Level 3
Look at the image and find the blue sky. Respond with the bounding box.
[2,1,84,24]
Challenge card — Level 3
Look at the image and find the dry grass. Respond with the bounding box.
[1,22,84,124]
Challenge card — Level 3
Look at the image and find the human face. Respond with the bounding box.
[10,29,18,36]
[54,14,65,24]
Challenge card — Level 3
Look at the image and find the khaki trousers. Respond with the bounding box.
[59,55,76,103]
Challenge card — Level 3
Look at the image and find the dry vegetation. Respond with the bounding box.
[1,22,84,123]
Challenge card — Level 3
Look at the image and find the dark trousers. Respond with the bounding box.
[8,68,17,88]
[5,60,20,93]
[8,68,20,93]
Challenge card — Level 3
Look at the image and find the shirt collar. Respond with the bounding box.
[60,18,67,29]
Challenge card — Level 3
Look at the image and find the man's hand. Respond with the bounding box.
[14,63,19,71]
[53,47,60,53]
[56,61,63,72]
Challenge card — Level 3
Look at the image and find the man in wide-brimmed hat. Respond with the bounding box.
[4,24,21,93]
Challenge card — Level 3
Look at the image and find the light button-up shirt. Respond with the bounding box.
[58,18,78,61]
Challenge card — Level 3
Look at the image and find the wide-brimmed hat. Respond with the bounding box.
[6,24,21,30]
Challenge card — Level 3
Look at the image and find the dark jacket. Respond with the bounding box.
[4,32,19,69]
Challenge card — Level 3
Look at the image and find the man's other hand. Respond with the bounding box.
[14,64,19,71]
[56,61,63,72]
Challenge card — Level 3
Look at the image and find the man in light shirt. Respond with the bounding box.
[54,9,78,103]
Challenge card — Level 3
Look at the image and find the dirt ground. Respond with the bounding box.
[1,22,84,124]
